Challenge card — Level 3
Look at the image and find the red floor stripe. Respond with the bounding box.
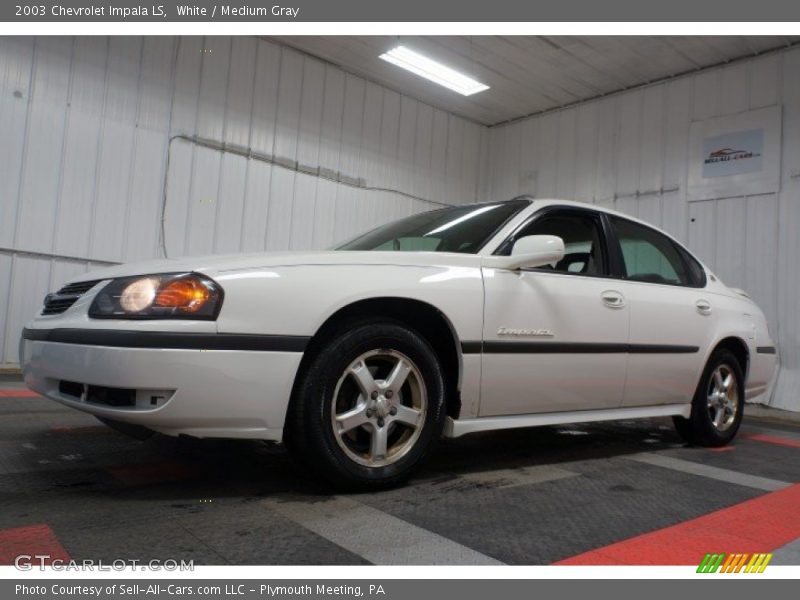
[744,433,800,449]
[0,524,71,565]
[0,389,39,397]
[556,483,800,565]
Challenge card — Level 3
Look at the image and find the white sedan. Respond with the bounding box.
[21,198,778,488]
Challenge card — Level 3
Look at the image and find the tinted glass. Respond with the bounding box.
[503,211,606,276]
[611,217,695,286]
[675,244,707,287]
[337,200,529,253]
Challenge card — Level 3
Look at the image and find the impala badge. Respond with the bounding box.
[497,327,554,337]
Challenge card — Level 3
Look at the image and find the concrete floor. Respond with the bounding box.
[1,377,799,566]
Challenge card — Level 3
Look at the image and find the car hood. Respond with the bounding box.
[68,251,484,283]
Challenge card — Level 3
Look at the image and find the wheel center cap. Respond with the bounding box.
[374,396,390,418]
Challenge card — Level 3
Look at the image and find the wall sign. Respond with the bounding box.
[702,129,764,178]
[688,105,781,201]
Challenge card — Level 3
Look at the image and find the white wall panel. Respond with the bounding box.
[396,96,418,207]
[162,140,193,259]
[290,57,325,250]
[380,90,402,194]
[240,160,274,253]
[0,37,33,248]
[124,37,176,262]
[429,109,449,207]
[482,45,800,411]
[184,145,222,256]
[0,254,12,362]
[615,92,641,198]
[239,41,280,253]
[54,37,109,260]
[90,37,143,262]
[444,115,463,206]
[312,66,345,250]
[593,97,618,204]
[661,78,692,245]
[744,194,779,324]
[412,102,434,202]
[215,154,248,254]
[537,114,561,197]
[687,200,716,267]
[2,256,51,362]
[573,103,597,202]
[555,109,577,200]
[774,48,800,410]
[334,74,366,241]
[462,122,482,203]
[638,86,664,194]
[170,37,203,135]
[0,36,482,365]
[15,37,72,255]
[749,53,780,109]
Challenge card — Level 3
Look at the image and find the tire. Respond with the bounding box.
[673,348,745,446]
[284,319,446,490]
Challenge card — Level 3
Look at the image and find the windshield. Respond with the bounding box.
[337,199,530,253]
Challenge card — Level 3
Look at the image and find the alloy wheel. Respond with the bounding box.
[331,349,427,468]
[707,364,739,432]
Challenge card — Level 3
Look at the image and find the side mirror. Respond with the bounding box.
[482,235,565,271]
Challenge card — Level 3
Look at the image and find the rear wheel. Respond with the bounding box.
[285,320,446,490]
[673,348,744,446]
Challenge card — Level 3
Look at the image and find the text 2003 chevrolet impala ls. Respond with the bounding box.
[21,197,778,488]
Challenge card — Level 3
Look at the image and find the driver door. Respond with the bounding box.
[479,207,630,416]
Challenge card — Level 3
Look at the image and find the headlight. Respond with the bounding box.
[89,273,223,319]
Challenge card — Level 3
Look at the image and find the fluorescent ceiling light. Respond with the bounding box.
[379,46,489,97]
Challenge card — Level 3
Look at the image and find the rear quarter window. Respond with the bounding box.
[611,216,705,288]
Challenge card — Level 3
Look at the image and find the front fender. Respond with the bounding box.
[212,264,485,344]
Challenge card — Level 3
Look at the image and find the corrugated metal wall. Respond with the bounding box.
[481,46,800,411]
[0,36,485,366]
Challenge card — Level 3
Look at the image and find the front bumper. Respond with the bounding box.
[20,334,303,442]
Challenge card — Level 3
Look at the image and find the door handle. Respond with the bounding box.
[696,299,712,315]
[601,290,626,309]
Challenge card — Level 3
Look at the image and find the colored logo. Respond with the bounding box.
[697,552,772,573]
[704,147,760,164]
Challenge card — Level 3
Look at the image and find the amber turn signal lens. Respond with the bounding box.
[154,278,210,312]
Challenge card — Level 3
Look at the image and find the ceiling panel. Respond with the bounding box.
[269,36,800,126]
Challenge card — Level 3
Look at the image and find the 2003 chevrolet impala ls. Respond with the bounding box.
[21,197,778,488]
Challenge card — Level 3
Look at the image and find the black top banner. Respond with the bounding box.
[3,0,800,22]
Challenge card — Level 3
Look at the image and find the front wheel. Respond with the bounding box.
[284,320,446,490]
[673,348,744,446]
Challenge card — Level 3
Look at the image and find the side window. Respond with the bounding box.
[675,244,707,288]
[611,217,695,286]
[507,212,607,276]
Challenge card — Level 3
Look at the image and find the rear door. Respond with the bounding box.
[479,207,629,416]
[606,216,716,407]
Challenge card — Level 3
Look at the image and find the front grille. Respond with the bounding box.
[41,280,102,315]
